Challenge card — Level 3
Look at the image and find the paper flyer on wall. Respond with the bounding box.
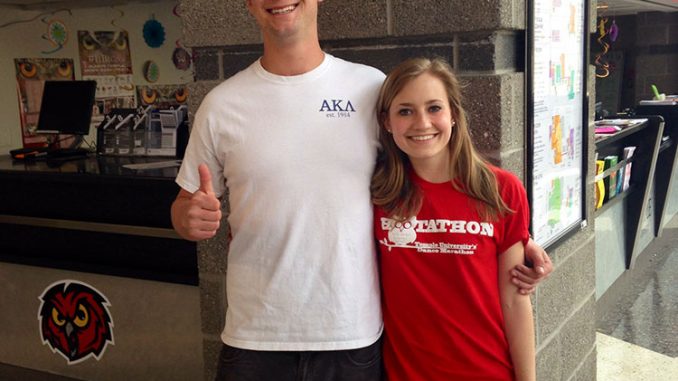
[77,30,136,131]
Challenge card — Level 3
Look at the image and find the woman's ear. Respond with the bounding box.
[383,117,392,133]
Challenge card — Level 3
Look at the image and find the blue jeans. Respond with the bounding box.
[215,337,383,381]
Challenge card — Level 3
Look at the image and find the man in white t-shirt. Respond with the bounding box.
[171,1,553,380]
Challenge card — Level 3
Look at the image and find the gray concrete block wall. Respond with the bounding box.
[457,31,522,72]
[179,0,260,46]
[392,0,524,34]
[461,73,526,172]
[326,41,455,74]
[575,348,598,381]
[633,11,678,102]
[560,296,597,378]
[318,0,389,39]
[536,235,595,339]
[193,48,222,81]
[178,1,598,379]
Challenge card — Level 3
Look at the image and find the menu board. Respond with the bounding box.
[528,0,588,248]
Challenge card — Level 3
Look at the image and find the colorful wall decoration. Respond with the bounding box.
[14,58,74,148]
[137,84,188,109]
[38,280,114,365]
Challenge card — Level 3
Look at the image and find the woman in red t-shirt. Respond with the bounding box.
[371,58,536,381]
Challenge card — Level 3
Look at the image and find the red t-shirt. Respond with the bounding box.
[375,166,530,381]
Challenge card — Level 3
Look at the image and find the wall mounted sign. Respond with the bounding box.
[38,280,114,365]
[526,0,589,249]
[14,58,75,148]
[78,30,136,129]
[78,30,132,78]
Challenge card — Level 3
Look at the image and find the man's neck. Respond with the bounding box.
[260,36,325,76]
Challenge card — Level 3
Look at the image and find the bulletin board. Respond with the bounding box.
[526,0,589,249]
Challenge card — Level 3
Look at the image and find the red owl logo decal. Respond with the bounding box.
[38,280,114,364]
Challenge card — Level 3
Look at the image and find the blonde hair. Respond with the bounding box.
[370,57,512,221]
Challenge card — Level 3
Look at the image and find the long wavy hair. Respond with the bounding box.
[370,57,512,221]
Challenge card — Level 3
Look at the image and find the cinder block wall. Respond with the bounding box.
[633,11,678,102]
[178,1,598,380]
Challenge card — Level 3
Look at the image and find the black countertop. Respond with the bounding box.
[0,154,180,179]
[0,154,198,285]
[0,155,182,228]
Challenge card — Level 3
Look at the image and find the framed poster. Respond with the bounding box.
[526,0,589,249]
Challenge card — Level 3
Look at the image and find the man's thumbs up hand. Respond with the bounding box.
[171,164,222,241]
[196,163,221,212]
[198,163,215,196]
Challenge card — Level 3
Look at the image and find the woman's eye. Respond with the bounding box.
[397,109,412,116]
[429,105,442,113]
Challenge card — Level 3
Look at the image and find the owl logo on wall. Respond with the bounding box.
[38,280,114,365]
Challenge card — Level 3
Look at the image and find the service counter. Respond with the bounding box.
[635,104,678,236]
[0,155,203,380]
[594,109,678,299]
[593,117,663,298]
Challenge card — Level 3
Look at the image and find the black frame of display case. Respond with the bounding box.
[526,0,590,250]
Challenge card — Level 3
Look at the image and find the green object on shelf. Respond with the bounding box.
[604,156,619,201]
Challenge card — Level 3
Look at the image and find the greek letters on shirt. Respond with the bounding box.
[319,99,356,118]
[378,217,494,255]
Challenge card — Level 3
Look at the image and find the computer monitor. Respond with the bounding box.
[36,80,97,135]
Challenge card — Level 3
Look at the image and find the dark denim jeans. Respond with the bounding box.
[215,337,382,381]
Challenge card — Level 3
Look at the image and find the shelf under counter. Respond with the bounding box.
[594,184,636,218]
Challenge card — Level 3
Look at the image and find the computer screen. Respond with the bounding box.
[36,80,97,135]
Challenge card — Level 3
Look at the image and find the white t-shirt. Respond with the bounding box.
[177,54,385,351]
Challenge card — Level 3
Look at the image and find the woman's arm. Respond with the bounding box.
[499,241,536,381]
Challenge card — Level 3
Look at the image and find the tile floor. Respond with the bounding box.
[596,214,678,380]
[597,333,677,380]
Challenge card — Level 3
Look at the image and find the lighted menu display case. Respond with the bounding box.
[526,0,590,249]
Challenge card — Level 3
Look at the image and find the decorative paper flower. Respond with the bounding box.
[172,47,192,70]
[41,19,68,54]
[143,18,165,48]
[609,20,619,42]
[144,60,159,83]
[48,20,68,46]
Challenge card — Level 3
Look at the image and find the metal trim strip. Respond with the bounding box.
[0,215,180,239]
